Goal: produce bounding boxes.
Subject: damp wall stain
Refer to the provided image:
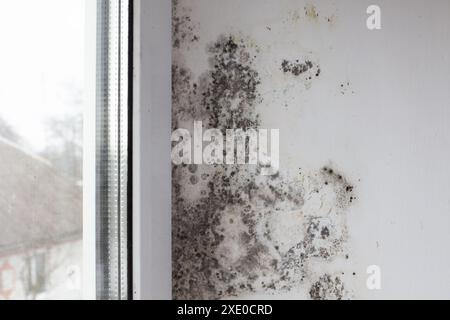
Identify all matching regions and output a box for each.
[172,0,200,50]
[304,4,320,22]
[172,0,358,300]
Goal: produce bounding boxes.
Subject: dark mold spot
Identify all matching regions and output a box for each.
[203,36,261,129]
[321,226,330,239]
[309,274,346,300]
[281,59,314,76]
[315,68,321,77]
[188,164,198,173]
[172,0,200,49]
[339,81,355,95]
[189,175,199,185]
[321,166,357,208]
[280,58,321,89]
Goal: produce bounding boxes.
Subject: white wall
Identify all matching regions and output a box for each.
[138,0,450,299]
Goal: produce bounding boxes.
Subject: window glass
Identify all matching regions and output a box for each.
[0,0,84,299]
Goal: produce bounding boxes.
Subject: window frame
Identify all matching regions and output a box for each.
[132,0,171,300]
[84,0,133,300]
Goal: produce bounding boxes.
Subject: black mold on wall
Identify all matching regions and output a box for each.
[172,0,357,300]
[280,58,321,90]
[172,0,200,50]
[309,274,345,300]
[282,59,315,76]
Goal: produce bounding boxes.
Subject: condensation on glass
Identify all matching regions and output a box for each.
[95,0,131,300]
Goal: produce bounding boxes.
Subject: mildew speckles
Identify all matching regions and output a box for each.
[280,58,321,88]
[339,81,355,95]
[172,34,267,299]
[284,5,336,27]
[281,59,314,76]
[189,174,199,185]
[309,274,347,300]
[325,14,337,26]
[173,149,357,299]
[172,35,262,130]
[320,166,356,208]
[172,0,200,50]
[304,4,319,22]
[202,36,262,129]
[172,15,357,301]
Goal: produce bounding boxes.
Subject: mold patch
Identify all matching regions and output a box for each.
[309,274,346,300]
[280,58,321,90]
[280,58,322,89]
[172,0,200,50]
[172,6,357,300]
[281,59,320,78]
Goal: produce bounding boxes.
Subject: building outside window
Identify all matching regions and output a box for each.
[0,0,130,300]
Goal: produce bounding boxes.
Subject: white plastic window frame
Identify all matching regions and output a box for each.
[132,0,171,300]
[84,0,132,300]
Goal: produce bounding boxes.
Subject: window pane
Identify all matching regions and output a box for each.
[95,0,131,300]
[0,0,84,299]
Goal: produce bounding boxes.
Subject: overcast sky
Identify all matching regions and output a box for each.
[0,0,85,151]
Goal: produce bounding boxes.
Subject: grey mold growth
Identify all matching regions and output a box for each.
[281,59,321,79]
[172,0,200,50]
[309,274,346,300]
[172,3,357,300]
